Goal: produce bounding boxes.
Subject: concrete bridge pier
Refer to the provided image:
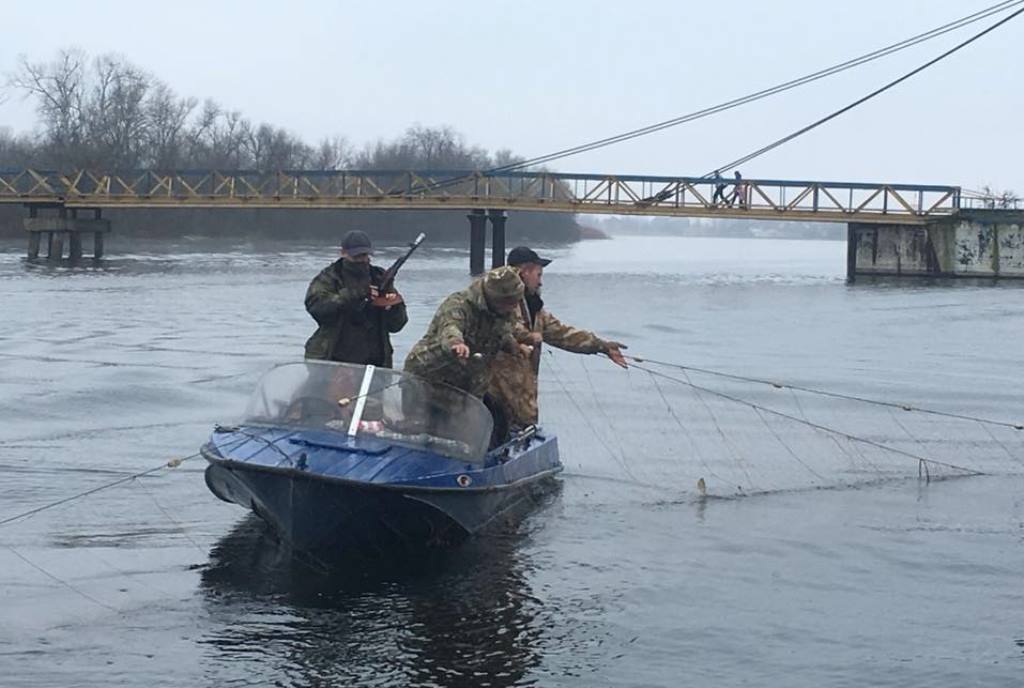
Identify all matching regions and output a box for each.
[25,205,111,262]
[489,209,507,268]
[468,209,487,275]
[847,209,1024,281]
[467,208,509,275]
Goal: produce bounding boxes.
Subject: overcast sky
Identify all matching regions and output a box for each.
[1,0,1021,193]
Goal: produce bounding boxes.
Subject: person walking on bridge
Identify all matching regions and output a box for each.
[303,230,408,367]
[712,170,728,206]
[489,246,628,431]
[728,171,747,208]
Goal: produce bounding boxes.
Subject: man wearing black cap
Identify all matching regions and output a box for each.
[303,230,408,367]
[491,246,628,430]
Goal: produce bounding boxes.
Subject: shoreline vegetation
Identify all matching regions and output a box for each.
[1,48,843,245]
[0,48,580,243]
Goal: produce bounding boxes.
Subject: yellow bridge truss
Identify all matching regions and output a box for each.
[0,169,962,225]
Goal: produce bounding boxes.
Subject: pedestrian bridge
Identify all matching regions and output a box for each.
[0,168,961,225]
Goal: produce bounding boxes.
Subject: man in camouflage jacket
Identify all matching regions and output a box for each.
[304,230,408,367]
[490,246,628,429]
[404,265,528,398]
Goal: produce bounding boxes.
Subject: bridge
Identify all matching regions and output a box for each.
[4,167,1020,279]
[0,168,961,222]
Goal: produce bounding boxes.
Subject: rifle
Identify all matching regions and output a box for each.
[368,232,425,305]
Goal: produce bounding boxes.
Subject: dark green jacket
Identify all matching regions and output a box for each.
[303,259,408,367]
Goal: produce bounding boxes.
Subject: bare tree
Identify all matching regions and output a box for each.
[186,104,250,169]
[10,49,88,166]
[5,49,539,183]
[402,124,463,167]
[144,82,196,169]
[313,135,350,170]
[84,54,151,168]
[492,148,524,169]
[0,126,35,167]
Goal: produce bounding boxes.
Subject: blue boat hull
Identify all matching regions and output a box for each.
[201,428,561,554]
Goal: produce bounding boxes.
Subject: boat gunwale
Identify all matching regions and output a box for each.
[200,444,563,495]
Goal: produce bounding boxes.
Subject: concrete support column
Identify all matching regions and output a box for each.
[69,232,83,261]
[49,232,64,261]
[468,209,487,275]
[26,206,40,259]
[68,209,82,261]
[846,224,858,283]
[488,209,507,268]
[93,209,104,259]
[25,207,111,261]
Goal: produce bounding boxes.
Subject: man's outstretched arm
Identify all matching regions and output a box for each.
[540,311,628,368]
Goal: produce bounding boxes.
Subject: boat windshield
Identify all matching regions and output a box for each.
[241,361,493,463]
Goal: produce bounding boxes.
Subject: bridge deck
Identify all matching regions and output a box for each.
[0,169,961,225]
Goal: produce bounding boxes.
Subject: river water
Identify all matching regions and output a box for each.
[1,235,1022,687]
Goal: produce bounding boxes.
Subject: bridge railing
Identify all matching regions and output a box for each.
[958,194,1021,211]
[0,168,961,221]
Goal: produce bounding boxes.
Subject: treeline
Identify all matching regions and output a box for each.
[0,48,523,172]
[0,49,579,242]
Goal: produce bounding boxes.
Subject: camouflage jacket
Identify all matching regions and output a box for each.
[403,278,519,397]
[303,259,408,367]
[489,293,610,427]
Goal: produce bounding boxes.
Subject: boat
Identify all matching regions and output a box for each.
[201,360,561,554]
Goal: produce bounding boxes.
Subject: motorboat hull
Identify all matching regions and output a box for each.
[202,429,561,554]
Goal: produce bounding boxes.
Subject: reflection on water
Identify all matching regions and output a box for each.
[199,516,542,688]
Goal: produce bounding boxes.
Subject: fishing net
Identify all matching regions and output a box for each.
[540,351,1024,497]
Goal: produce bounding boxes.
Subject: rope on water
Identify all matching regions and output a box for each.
[0,435,255,613]
[131,479,210,556]
[0,451,202,614]
[2,543,120,612]
[0,454,199,528]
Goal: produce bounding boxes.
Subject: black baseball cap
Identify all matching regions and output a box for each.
[341,230,373,256]
[506,246,552,267]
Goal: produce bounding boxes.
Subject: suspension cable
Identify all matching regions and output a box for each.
[708,5,1024,174]
[401,0,1023,196]
[511,1,1024,175]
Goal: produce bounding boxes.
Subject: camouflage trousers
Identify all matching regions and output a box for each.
[487,350,539,430]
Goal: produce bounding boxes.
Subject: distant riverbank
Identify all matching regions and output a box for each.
[0,206,582,244]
